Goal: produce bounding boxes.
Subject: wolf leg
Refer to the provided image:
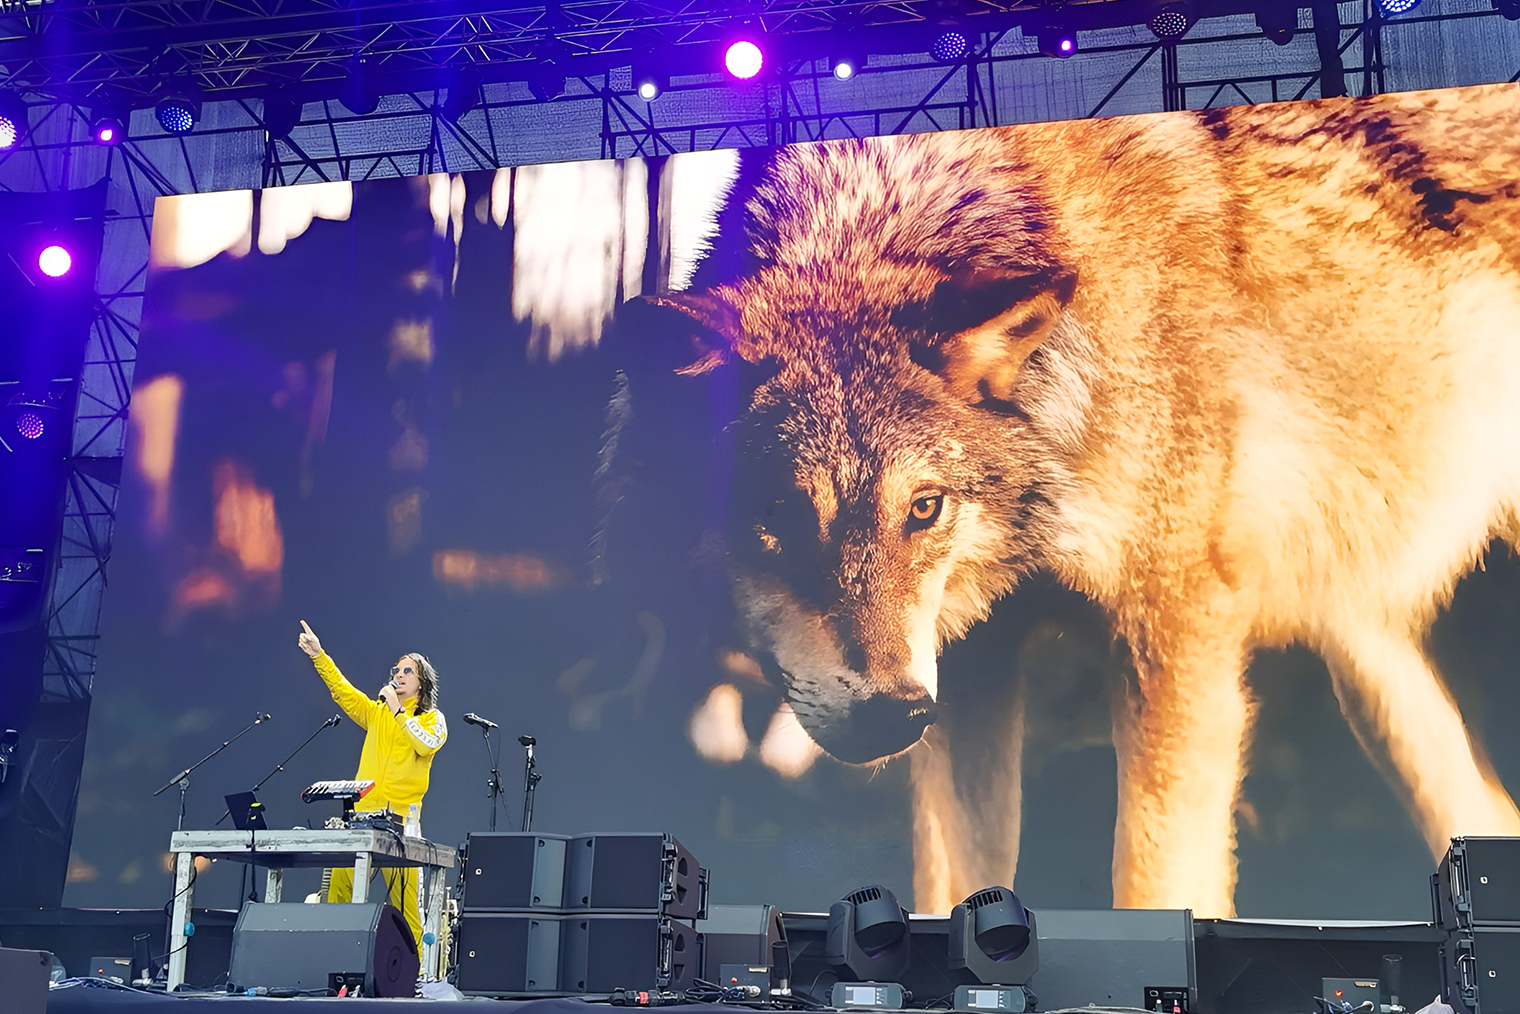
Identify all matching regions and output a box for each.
[1111,629,1253,918]
[910,699,1024,914]
[1321,625,1520,856]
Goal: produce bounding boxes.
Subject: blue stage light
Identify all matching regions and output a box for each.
[16,412,44,440]
[1378,0,1421,14]
[1148,4,1194,40]
[155,94,200,135]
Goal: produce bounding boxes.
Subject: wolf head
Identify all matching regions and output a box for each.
[633,134,1083,765]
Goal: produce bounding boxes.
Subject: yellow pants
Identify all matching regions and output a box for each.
[326,864,421,949]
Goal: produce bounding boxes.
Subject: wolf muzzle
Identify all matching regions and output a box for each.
[806,693,939,765]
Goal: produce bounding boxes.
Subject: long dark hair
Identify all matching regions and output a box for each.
[402,653,439,713]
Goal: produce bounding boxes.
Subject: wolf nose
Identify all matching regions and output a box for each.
[827,694,938,765]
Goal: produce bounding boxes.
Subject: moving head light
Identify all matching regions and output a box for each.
[826,884,911,982]
[948,887,1038,986]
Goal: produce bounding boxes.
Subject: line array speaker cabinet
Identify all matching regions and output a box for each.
[1438,838,1520,1014]
[1444,927,1520,1014]
[0,946,51,1014]
[229,902,418,998]
[566,833,710,919]
[462,832,568,910]
[561,913,703,993]
[457,913,563,994]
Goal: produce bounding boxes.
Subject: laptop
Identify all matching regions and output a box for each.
[224,791,268,831]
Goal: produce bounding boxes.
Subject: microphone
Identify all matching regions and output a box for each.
[463,713,499,730]
[323,714,341,729]
[255,713,272,722]
[518,735,536,747]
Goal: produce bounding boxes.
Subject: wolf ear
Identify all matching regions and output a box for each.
[627,290,744,376]
[907,267,1076,409]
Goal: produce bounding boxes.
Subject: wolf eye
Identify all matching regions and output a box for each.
[906,495,943,531]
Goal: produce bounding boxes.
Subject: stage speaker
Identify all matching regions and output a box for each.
[701,904,786,981]
[229,902,418,998]
[561,913,703,992]
[566,833,709,920]
[1028,909,1195,1011]
[456,913,563,995]
[0,946,51,1014]
[462,832,569,910]
[1444,925,1520,1014]
[1437,838,1520,929]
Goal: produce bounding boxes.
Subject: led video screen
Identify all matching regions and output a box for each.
[67,82,1520,920]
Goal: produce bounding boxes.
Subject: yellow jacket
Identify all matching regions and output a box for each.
[312,652,447,815]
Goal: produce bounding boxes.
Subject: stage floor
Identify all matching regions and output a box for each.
[46,984,674,1010]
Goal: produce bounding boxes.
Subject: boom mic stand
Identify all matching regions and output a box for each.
[519,735,541,832]
[479,722,504,832]
[214,714,341,826]
[153,712,272,831]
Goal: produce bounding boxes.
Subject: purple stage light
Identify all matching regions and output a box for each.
[931,30,971,63]
[16,412,44,440]
[91,113,125,146]
[39,245,72,278]
[725,40,764,79]
[1061,38,1074,52]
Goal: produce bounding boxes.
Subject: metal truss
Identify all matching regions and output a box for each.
[0,111,156,705]
[0,0,1065,106]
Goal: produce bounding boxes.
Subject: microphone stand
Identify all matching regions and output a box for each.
[214,714,341,826]
[519,736,541,833]
[481,725,504,832]
[153,712,271,831]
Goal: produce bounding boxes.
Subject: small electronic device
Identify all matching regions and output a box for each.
[953,985,1033,1012]
[224,791,267,831]
[1323,978,1380,1013]
[719,964,771,994]
[89,956,131,984]
[832,982,907,1009]
[1146,986,1192,1013]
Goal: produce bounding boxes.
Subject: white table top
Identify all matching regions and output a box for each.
[169,827,458,869]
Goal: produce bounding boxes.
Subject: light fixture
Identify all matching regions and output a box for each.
[340,60,380,115]
[1255,2,1297,43]
[632,54,668,101]
[724,39,765,80]
[1036,24,1079,58]
[1377,0,1420,14]
[155,91,201,135]
[0,93,29,150]
[88,108,126,146]
[829,35,866,80]
[1148,3,1194,40]
[931,28,972,63]
[826,885,912,982]
[262,95,302,139]
[947,887,1039,987]
[38,245,72,278]
[442,66,483,122]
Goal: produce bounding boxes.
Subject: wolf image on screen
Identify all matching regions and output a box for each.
[630,83,1520,917]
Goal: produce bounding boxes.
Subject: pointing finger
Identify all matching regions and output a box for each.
[300,620,315,635]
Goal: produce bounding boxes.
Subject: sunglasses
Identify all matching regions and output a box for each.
[390,665,416,676]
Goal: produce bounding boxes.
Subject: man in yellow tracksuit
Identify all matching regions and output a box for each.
[297,620,447,947]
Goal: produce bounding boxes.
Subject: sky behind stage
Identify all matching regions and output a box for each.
[66,84,1520,921]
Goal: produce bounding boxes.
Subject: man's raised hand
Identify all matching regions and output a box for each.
[298,619,323,658]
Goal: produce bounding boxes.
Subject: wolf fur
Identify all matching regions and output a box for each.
[639,84,1520,916]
